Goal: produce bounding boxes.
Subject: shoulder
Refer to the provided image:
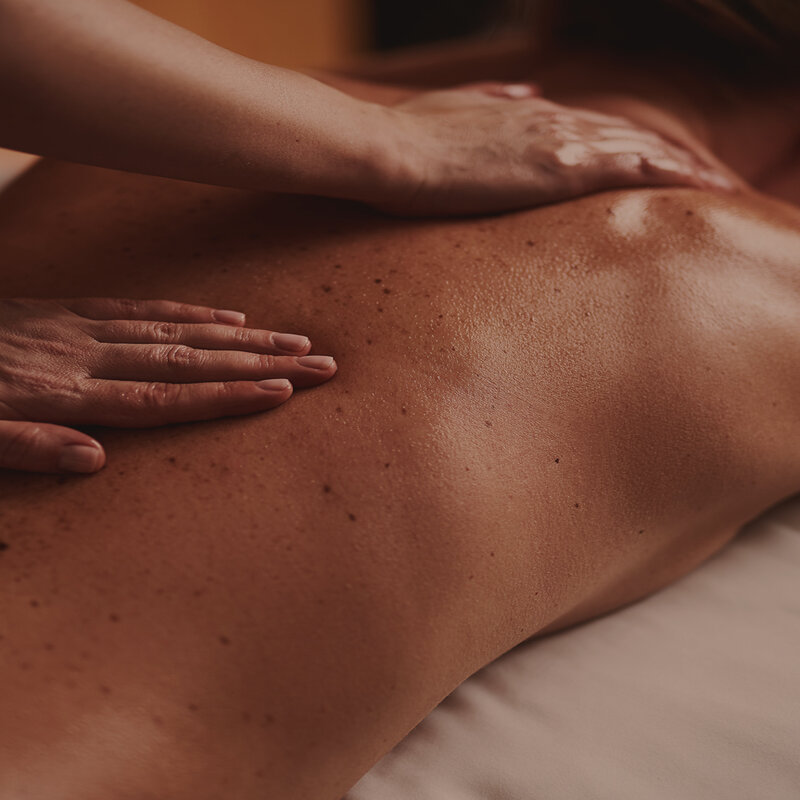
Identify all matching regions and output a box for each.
[583,186,800,301]
[516,186,800,511]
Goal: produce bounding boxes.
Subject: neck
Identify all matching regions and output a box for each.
[530,47,800,187]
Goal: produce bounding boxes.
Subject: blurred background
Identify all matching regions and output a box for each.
[132,0,511,68]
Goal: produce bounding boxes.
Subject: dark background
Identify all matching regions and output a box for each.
[371,0,506,50]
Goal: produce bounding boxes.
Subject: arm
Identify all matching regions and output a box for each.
[0,0,391,200]
[0,0,732,215]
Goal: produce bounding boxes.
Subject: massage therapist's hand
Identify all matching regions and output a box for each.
[0,298,336,474]
[373,83,738,216]
[0,3,740,222]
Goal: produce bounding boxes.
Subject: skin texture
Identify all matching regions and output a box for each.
[0,55,799,800]
[0,2,738,474]
[0,0,731,211]
[0,298,337,472]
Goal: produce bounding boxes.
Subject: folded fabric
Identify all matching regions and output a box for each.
[349,495,800,800]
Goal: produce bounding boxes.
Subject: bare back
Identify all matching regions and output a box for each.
[0,148,799,798]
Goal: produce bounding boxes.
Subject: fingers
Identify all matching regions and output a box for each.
[638,155,735,191]
[0,297,336,445]
[75,378,296,427]
[90,320,311,356]
[91,343,337,387]
[561,107,744,192]
[553,119,734,194]
[0,420,105,474]
[663,137,748,192]
[578,147,734,196]
[569,130,715,186]
[61,298,247,326]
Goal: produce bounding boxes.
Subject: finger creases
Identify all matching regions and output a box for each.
[91,343,336,386]
[61,297,242,324]
[80,379,295,427]
[89,320,311,356]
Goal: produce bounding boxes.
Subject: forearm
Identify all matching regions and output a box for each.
[0,2,730,216]
[0,0,396,199]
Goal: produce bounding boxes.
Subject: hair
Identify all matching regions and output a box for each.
[526,0,800,79]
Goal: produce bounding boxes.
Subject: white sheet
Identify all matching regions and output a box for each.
[348,496,800,800]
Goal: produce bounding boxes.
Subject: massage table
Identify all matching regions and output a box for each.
[348,496,800,799]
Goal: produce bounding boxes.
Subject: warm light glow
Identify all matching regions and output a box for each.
[131,0,370,67]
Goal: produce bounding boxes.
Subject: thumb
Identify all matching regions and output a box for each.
[0,420,106,474]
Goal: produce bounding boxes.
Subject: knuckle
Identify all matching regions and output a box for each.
[150,321,179,342]
[605,151,637,170]
[114,298,141,316]
[231,326,255,347]
[542,146,564,167]
[163,344,200,369]
[213,381,240,403]
[139,381,182,410]
[538,148,566,175]
[258,353,276,371]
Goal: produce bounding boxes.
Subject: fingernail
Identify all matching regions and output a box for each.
[502,84,535,99]
[271,332,310,353]
[257,378,291,393]
[58,443,103,473]
[212,309,246,325]
[297,355,334,370]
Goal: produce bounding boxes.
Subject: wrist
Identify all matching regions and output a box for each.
[338,103,426,209]
[312,99,422,208]
[224,67,423,208]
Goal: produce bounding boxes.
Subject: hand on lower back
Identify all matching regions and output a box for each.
[0,298,336,474]
[376,83,741,216]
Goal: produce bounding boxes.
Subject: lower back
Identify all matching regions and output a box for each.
[0,162,798,798]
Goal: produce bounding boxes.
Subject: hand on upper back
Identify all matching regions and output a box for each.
[0,297,337,474]
[375,83,742,216]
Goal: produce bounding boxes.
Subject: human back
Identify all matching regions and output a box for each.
[1,133,799,797]
[2,0,800,794]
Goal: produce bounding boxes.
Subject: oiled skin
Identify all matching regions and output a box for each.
[0,84,799,799]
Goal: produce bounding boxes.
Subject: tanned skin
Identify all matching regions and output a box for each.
[0,47,798,800]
